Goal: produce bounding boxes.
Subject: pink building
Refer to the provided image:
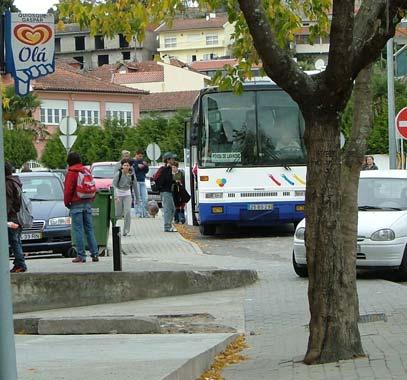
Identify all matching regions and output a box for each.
[31,60,147,156]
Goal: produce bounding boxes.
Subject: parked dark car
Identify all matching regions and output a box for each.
[17,172,72,257]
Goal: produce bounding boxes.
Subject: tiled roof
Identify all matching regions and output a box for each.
[32,65,148,95]
[156,15,228,32]
[191,58,261,71]
[191,58,238,71]
[140,90,199,112]
[113,71,164,84]
[56,23,157,34]
[87,62,165,82]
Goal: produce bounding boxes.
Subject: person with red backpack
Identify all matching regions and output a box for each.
[64,152,99,263]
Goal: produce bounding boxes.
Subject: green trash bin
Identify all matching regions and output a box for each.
[69,188,114,257]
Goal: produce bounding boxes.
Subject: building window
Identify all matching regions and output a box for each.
[73,56,84,69]
[206,35,218,46]
[295,35,308,44]
[95,35,104,50]
[203,53,217,60]
[74,110,99,125]
[188,34,201,43]
[106,110,132,126]
[41,107,68,125]
[55,38,61,53]
[191,55,197,62]
[97,55,109,66]
[75,36,85,51]
[122,51,131,60]
[119,34,129,48]
[164,37,177,48]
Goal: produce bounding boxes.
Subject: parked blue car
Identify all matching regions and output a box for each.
[17,172,72,257]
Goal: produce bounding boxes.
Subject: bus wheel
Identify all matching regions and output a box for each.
[199,224,216,236]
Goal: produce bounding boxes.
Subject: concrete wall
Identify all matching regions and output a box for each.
[11,270,258,313]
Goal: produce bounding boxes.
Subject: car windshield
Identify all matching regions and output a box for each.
[91,165,116,178]
[19,176,64,201]
[358,178,407,210]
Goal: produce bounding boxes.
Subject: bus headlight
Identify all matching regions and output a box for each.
[211,206,224,214]
[206,192,223,199]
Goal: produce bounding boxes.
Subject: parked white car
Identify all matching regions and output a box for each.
[293,170,407,277]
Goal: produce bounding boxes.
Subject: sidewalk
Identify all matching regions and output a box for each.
[13,213,255,380]
[16,213,407,379]
[222,264,407,379]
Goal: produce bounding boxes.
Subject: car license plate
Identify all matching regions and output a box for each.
[248,203,274,211]
[21,232,42,241]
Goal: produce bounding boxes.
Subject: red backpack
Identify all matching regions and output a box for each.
[76,168,97,199]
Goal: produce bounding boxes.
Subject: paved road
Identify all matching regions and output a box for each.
[181,224,407,380]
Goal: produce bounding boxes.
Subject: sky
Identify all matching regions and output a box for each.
[14,0,57,13]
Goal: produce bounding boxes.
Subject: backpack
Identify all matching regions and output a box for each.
[150,166,165,192]
[16,186,33,229]
[76,168,97,199]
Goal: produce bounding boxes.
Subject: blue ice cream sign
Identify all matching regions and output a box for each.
[5,12,55,96]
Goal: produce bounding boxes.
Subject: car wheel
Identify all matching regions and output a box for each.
[65,247,77,258]
[199,224,216,236]
[398,245,407,280]
[292,251,308,277]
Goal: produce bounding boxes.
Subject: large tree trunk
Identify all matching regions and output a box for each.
[303,112,364,364]
[303,65,373,364]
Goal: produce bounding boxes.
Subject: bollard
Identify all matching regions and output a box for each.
[112,225,122,271]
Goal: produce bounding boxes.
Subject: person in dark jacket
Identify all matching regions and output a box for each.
[133,149,149,217]
[64,152,99,263]
[172,161,186,224]
[361,155,379,170]
[157,152,176,232]
[6,162,26,272]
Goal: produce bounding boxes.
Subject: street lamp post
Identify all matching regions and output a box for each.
[387,38,398,169]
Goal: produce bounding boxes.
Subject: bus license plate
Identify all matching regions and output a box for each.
[21,232,42,241]
[248,204,274,211]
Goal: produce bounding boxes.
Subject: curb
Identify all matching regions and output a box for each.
[162,333,238,380]
[14,316,161,335]
[12,270,258,313]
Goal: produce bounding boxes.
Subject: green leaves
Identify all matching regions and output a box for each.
[4,129,37,168]
[41,133,67,169]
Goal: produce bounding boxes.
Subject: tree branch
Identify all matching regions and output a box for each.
[352,0,404,77]
[325,0,355,88]
[237,0,314,104]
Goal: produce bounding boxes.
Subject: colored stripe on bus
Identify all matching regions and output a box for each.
[282,174,295,186]
[268,174,281,186]
[292,173,306,185]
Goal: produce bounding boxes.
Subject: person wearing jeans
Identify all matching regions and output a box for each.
[157,152,176,232]
[5,162,27,273]
[64,152,99,263]
[133,150,149,217]
[113,159,140,236]
[70,202,99,261]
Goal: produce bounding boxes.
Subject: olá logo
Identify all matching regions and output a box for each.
[216,178,227,187]
[14,24,53,46]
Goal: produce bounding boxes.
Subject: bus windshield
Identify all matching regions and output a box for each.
[199,89,306,167]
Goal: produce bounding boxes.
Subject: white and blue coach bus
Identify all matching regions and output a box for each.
[184,80,306,235]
